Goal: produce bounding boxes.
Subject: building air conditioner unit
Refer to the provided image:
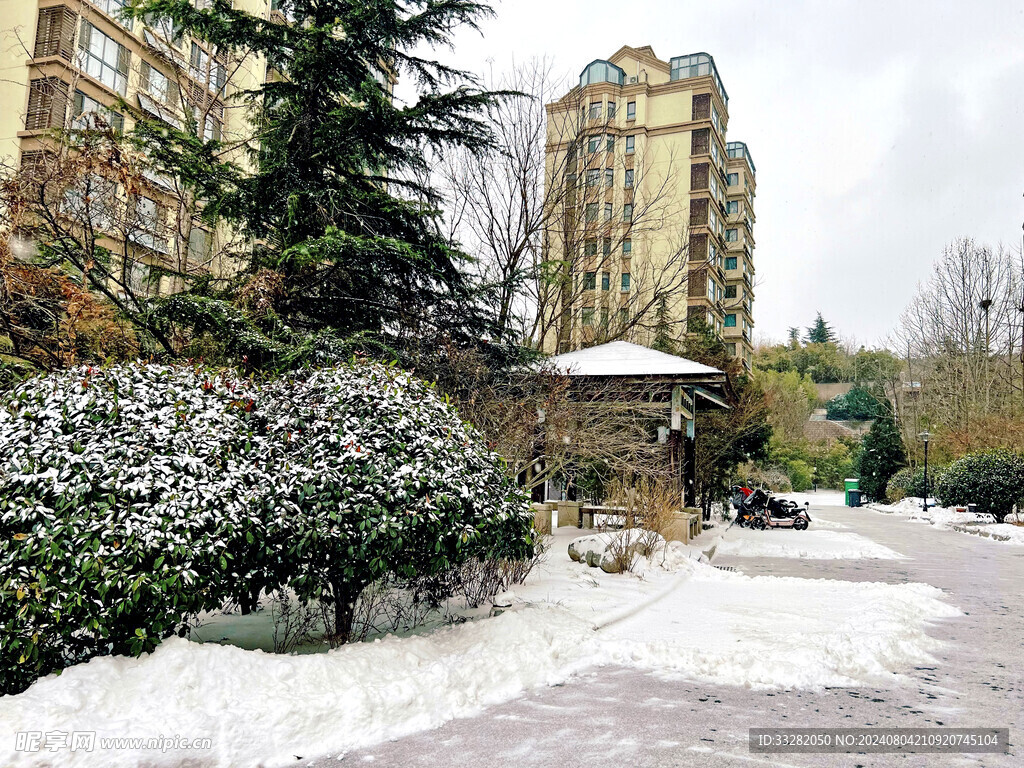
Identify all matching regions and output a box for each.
[628,76,638,84]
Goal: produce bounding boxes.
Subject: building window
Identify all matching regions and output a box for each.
[140,62,177,106]
[605,168,614,187]
[621,273,631,291]
[93,0,126,21]
[607,101,616,119]
[625,135,635,154]
[622,238,632,254]
[584,239,598,256]
[586,168,600,187]
[585,203,598,223]
[589,102,602,120]
[581,307,595,326]
[727,172,738,186]
[726,200,738,214]
[618,307,628,324]
[77,21,129,95]
[725,256,737,270]
[726,342,736,356]
[604,202,613,221]
[606,135,615,152]
[725,285,737,299]
[725,228,738,242]
[624,169,634,188]
[587,135,601,154]
[72,90,123,132]
[601,272,610,291]
[623,203,632,222]
[724,313,737,328]
[602,238,611,256]
[188,227,212,261]
[583,272,596,290]
[191,42,226,93]
[626,101,635,120]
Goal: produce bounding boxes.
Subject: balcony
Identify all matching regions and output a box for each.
[726,141,756,175]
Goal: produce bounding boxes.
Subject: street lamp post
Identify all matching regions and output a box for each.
[918,431,931,512]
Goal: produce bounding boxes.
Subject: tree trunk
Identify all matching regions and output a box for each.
[330,578,363,644]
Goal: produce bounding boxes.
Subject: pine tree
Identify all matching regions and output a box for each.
[858,411,906,501]
[786,327,801,348]
[126,0,504,356]
[806,312,837,344]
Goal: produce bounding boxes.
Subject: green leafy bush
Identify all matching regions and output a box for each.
[935,450,1024,523]
[1,362,532,694]
[886,465,946,502]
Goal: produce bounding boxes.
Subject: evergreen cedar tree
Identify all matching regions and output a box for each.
[124,0,513,365]
[858,410,907,502]
[806,312,837,344]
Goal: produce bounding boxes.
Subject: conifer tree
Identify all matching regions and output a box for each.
[806,312,837,344]
[858,410,906,501]
[126,0,505,355]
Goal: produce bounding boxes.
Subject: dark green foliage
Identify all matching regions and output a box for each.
[826,386,882,421]
[806,312,836,344]
[125,0,504,351]
[936,450,1024,523]
[886,465,947,502]
[858,411,907,501]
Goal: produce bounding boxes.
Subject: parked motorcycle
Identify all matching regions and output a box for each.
[752,501,812,531]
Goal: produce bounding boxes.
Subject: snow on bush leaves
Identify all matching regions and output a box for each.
[0,362,532,695]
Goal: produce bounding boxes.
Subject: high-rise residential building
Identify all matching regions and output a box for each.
[723,141,756,368]
[541,45,756,367]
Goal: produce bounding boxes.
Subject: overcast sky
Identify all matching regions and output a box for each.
[420,0,1024,347]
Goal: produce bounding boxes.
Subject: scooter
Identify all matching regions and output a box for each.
[751,501,812,531]
[734,487,768,528]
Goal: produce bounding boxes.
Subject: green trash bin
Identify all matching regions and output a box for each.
[844,478,859,507]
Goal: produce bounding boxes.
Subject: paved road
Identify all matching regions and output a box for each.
[305,505,1022,768]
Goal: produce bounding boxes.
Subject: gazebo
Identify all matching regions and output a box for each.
[545,340,731,507]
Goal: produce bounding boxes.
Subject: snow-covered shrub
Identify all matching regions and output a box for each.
[256,364,534,640]
[936,450,1024,523]
[0,364,267,695]
[1,361,533,694]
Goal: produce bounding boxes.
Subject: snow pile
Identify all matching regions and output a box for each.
[866,498,1024,545]
[715,528,904,559]
[949,523,1024,545]
[0,606,598,768]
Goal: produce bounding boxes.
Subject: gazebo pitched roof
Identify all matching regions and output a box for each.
[548,341,723,378]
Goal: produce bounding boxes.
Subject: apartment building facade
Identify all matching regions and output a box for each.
[541,45,756,367]
[0,0,274,292]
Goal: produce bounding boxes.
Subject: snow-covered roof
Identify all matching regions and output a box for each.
[547,341,724,378]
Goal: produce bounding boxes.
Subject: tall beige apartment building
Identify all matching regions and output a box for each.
[541,45,756,368]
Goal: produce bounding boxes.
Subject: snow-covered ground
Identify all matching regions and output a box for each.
[866,497,1024,545]
[714,527,903,559]
[0,525,959,768]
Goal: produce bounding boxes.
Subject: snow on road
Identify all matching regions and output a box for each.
[866,497,1024,545]
[0,525,958,768]
[715,527,904,560]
